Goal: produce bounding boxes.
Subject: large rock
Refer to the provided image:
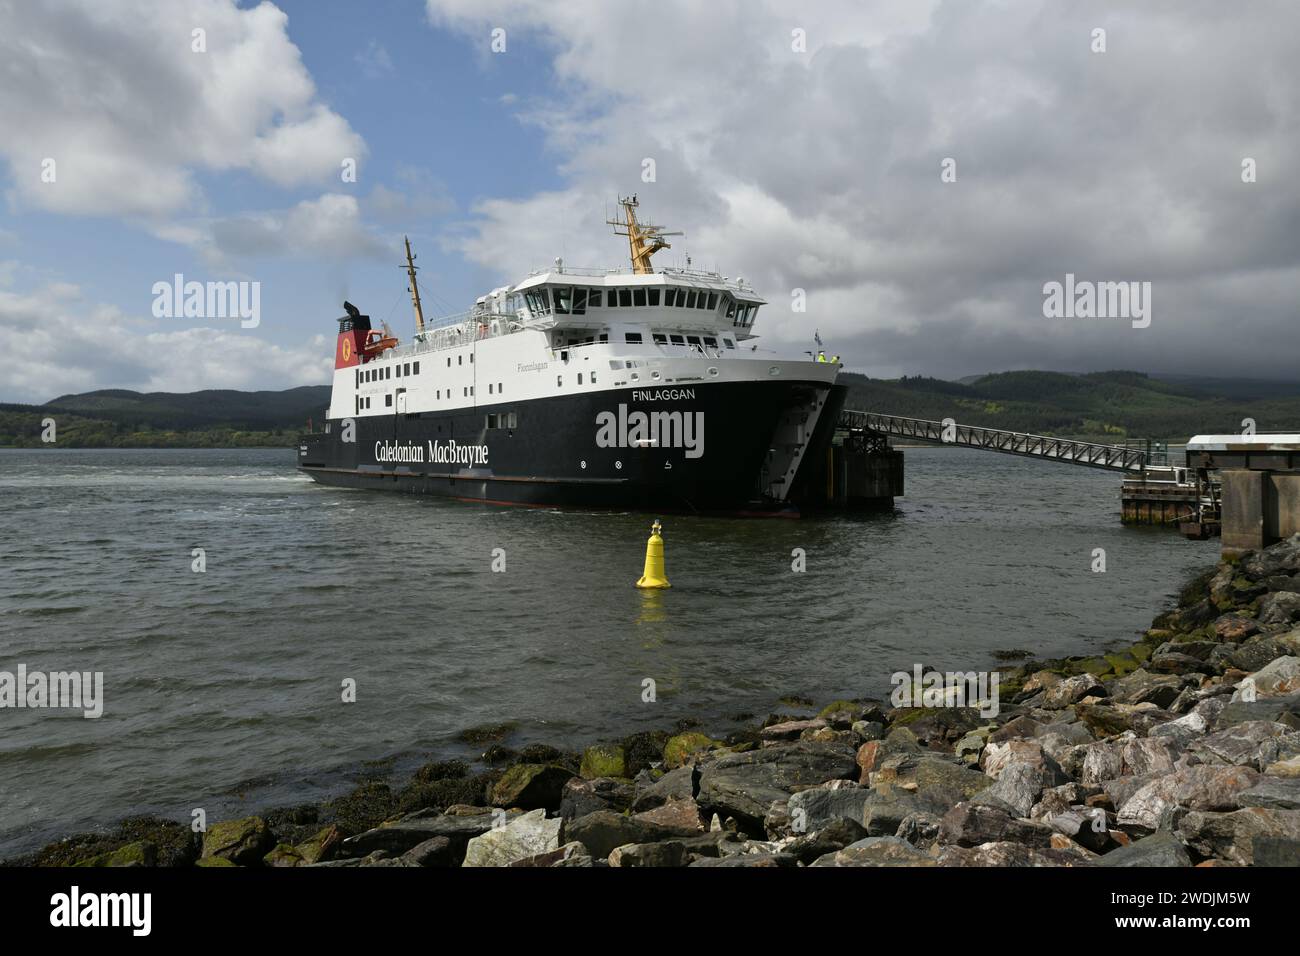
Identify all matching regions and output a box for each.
[1043,674,1106,709]
[1236,777,1300,810]
[1245,656,1300,697]
[786,784,873,834]
[607,841,688,867]
[559,776,634,820]
[634,797,705,832]
[579,744,627,780]
[971,762,1052,818]
[937,803,1055,848]
[1189,721,1298,769]
[1256,593,1300,630]
[340,811,502,860]
[490,764,575,811]
[1178,807,1300,864]
[696,741,857,826]
[1109,670,1188,708]
[1093,830,1191,867]
[462,808,561,867]
[1117,765,1262,830]
[1214,692,1300,730]
[873,753,992,800]
[663,732,721,769]
[201,816,274,866]
[809,836,935,867]
[761,718,827,742]
[565,809,690,858]
[937,841,1082,867]
[631,765,697,812]
[861,788,959,837]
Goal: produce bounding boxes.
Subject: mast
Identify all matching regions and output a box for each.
[607,195,682,275]
[403,235,426,334]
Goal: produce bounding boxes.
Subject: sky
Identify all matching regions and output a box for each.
[0,0,1296,404]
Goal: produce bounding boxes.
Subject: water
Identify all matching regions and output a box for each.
[0,446,1216,857]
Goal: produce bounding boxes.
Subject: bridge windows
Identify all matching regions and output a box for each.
[652,333,667,345]
[625,332,643,344]
[633,288,647,307]
[669,334,685,345]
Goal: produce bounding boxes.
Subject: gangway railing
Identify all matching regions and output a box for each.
[838,410,1157,473]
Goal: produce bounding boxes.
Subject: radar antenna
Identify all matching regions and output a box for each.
[607,195,683,275]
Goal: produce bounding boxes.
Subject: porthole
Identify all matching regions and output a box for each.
[768,366,781,376]
[708,367,719,377]
[615,460,622,470]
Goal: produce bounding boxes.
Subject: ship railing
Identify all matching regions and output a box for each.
[390,311,524,358]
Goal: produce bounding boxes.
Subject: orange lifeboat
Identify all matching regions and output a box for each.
[361,329,398,356]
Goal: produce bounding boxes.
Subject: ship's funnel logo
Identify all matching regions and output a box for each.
[595,405,704,459]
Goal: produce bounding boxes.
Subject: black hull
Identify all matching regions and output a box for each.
[298,380,848,513]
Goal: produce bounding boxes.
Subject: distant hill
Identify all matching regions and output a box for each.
[3,372,1299,448]
[840,370,1300,440]
[0,386,330,448]
[41,386,331,430]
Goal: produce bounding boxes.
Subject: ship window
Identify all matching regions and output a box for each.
[648,289,660,306]
[437,390,440,399]
[665,289,676,307]
[572,288,587,314]
[618,288,631,307]
[355,370,359,387]
[633,288,646,307]
[355,396,359,413]
[599,333,608,342]
[487,414,498,428]
[386,367,392,379]
[539,288,550,313]
[489,383,494,394]
[577,373,583,385]
[498,383,503,393]
[385,394,392,407]
[508,412,518,428]
[587,289,601,307]
[704,336,718,347]
[652,333,667,344]
[557,375,562,387]
[470,386,474,395]
[413,361,419,374]
[707,293,717,309]
[724,338,735,348]
[697,293,709,309]
[725,296,736,318]
[458,355,463,365]
[404,363,411,375]
[625,332,643,344]
[470,353,474,363]
[396,366,402,378]
[591,373,597,384]
[670,334,685,345]
[554,286,572,314]
[686,290,697,308]
[687,335,702,346]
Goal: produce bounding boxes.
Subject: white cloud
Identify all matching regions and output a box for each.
[0,0,365,219]
[0,282,331,404]
[426,0,1300,379]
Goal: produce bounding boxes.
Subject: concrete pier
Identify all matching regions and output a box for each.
[794,429,903,510]
[1186,435,1300,554]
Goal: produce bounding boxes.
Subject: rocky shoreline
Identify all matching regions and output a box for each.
[14,536,1300,868]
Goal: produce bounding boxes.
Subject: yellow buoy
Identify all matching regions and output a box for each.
[635,518,671,589]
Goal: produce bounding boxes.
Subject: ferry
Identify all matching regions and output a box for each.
[298,197,847,511]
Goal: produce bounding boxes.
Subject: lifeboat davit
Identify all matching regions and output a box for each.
[361,329,398,356]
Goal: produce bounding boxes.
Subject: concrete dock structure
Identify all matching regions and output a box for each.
[1185,435,1300,553]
